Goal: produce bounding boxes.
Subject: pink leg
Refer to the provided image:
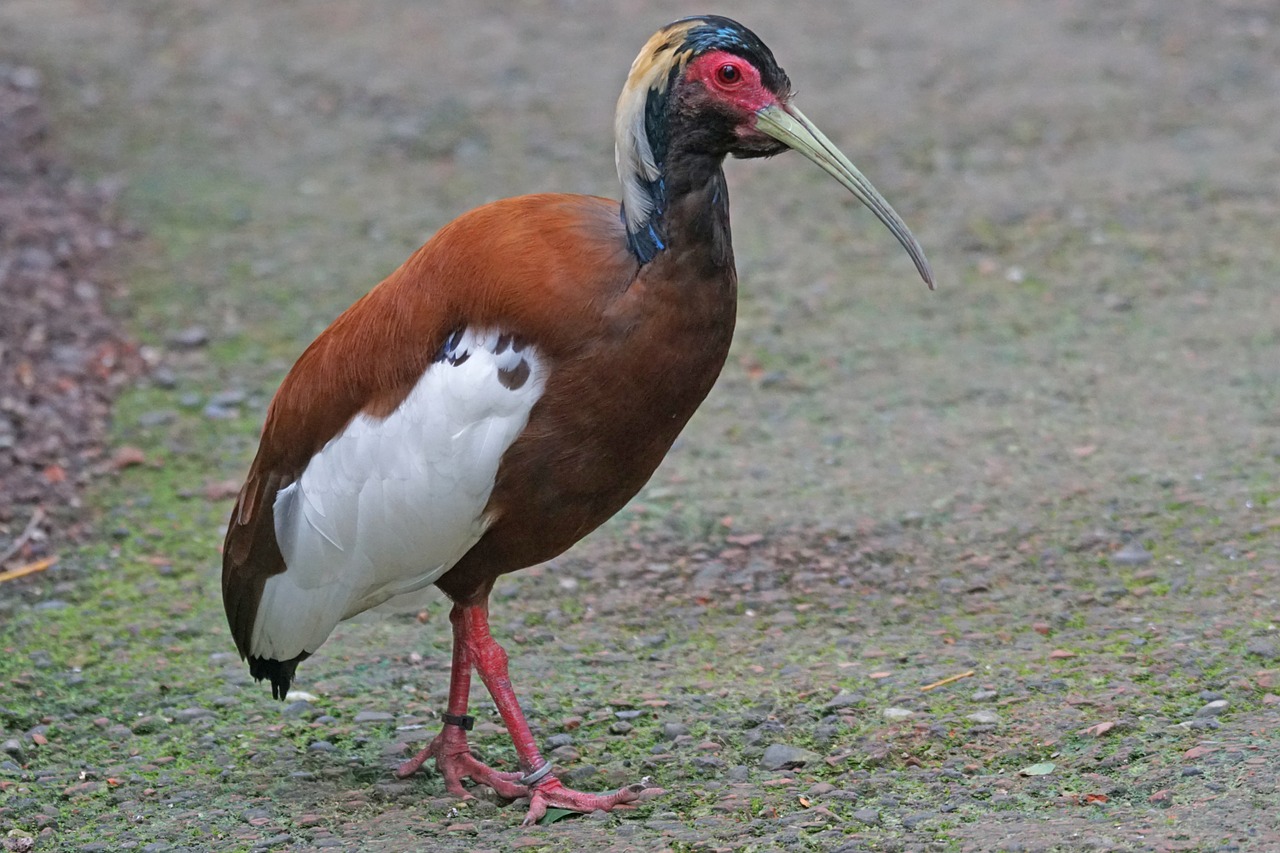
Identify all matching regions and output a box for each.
[457,599,664,826]
[394,605,526,799]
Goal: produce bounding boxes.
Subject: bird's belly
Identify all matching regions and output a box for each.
[442,309,736,589]
[249,328,545,661]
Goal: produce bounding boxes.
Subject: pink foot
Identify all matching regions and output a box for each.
[521,775,665,826]
[394,727,527,800]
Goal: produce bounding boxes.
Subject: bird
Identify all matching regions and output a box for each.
[222,14,933,825]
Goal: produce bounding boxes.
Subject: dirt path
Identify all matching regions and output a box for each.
[1,1,1277,851]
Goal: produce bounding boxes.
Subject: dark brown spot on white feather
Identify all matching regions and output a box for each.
[497,358,531,390]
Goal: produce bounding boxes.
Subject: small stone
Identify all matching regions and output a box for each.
[208,388,247,407]
[203,403,237,420]
[137,410,177,428]
[545,733,574,749]
[150,367,179,389]
[10,66,42,90]
[281,701,314,718]
[609,721,633,735]
[614,709,643,720]
[353,710,394,724]
[883,707,915,721]
[173,707,213,724]
[130,716,166,735]
[2,738,27,764]
[168,326,209,349]
[307,740,337,753]
[971,689,999,702]
[1244,638,1280,662]
[852,808,881,825]
[727,765,749,782]
[966,710,999,725]
[1111,542,1152,566]
[824,691,863,710]
[760,743,820,771]
[1195,700,1228,717]
[902,812,938,830]
[661,722,689,740]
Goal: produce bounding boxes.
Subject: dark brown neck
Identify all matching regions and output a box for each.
[624,148,733,274]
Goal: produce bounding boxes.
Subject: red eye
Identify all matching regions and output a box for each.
[715,63,743,87]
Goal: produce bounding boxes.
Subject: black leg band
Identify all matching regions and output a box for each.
[442,713,475,731]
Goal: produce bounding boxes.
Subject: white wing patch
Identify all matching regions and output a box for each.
[250,328,545,662]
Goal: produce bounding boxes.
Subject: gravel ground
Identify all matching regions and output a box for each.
[1,1,1278,851]
[0,65,139,551]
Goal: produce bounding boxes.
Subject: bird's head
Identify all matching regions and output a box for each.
[616,16,933,287]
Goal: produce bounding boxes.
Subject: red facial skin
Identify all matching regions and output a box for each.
[683,49,785,144]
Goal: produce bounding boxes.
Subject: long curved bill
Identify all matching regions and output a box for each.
[756,103,934,289]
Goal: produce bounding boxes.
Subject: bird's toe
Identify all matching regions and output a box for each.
[520,776,664,826]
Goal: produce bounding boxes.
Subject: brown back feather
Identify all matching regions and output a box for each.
[220,194,635,658]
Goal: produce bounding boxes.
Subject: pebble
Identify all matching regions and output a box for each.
[902,812,938,830]
[824,691,863,709]
[2,738,26,765]
[168,326,209,349]
[609,721,633,735]
[661,722,689,740]
[759,743,820,770]
[883,707,915,721]
[1111,542,1152,566]
[282,701,314,718]
[173,708,213,724]
[966,710,1000,725]
[130,716,166,735]
[1244,638,1279,661]
[352,710,394,724]
[545,733,574,749]
[10,66,42,90]
[203,403,238,420]
[852,808,881,826]
[209,388,248,407]
[33,600,69,612]
[137,410,177,428]
[1195,700,1228,717]
[307,741,337,753]
[971,689,999,702]
[150,367,179,389]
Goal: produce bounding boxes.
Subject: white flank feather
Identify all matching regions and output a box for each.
[250,329,545,662]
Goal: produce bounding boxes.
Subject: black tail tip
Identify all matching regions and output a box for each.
[248,654,308,701]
